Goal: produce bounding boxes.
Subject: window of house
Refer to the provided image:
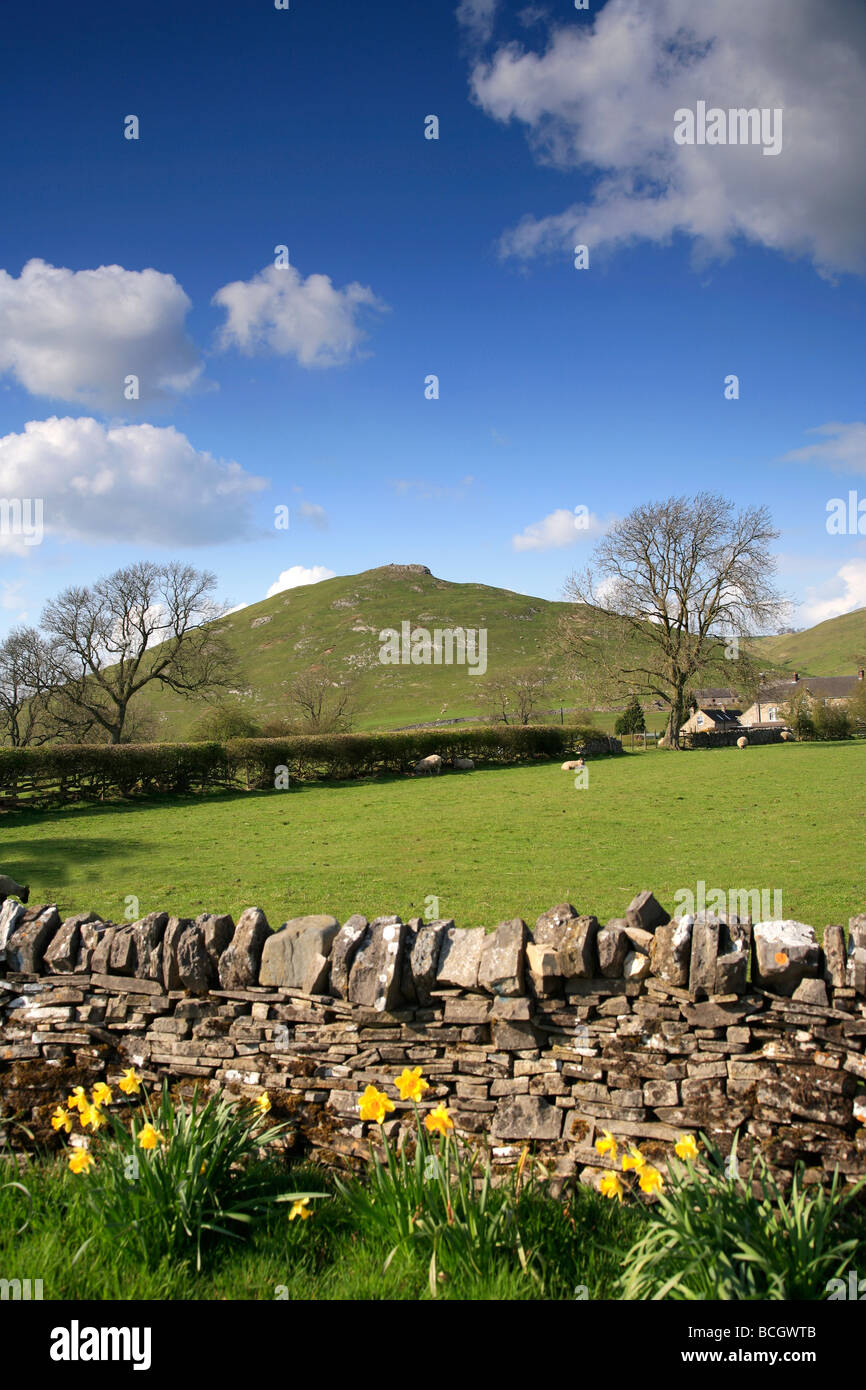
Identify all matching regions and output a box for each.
[696,714,703,726]
[768,707,777,721]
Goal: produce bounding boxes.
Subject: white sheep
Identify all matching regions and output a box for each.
[0,875,29,905]
[413,754,444,776]
[736,736,748,749]
[561,759,586,772]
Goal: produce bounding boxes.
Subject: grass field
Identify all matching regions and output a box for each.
[2,740,864,931]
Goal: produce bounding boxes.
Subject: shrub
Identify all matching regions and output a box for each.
[812,704,852,741]
[617,1133,864,1300]
[335,1077,544,1296]
[58,1074,323,1271]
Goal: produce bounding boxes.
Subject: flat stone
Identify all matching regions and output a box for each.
[108,925,137,976]
[330,914,369,998]
[478,918,527,997]
[348,917,406,1011]
[626,890,670,932]
[444,997,492,1024]
[650,916,693,988]
[435,926,485,992]
[492,1095,563,1140]
[491,996,532,1021]
[792,977,829,1007]
[408,919,451,1005]
[624,926,654,954]
[689,919,720,999]
[177,925,215,994]
[823,924,846,990]
[597,925,630,978]
[43,912,102,974]
[195,913,235,975]
[73,921,109,972]
[259,914,340,989]
[491,1018,542,1050]
[558,916,599,978]
[534,904,578,940]
[623,950,651,981]
[219,908,272,989]
[753,920,821,996]
[715,950,747,994]
[3,905,61,973]
[0,900,27,965]
[132,912,168,981]
[162,917,194,991]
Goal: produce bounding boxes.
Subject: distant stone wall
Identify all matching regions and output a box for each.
[2,894,866,1189]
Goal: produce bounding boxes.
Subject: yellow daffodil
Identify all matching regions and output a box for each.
[358,1085,395,1125]
[289,1197,312,1221]
[80,1103,106,1132]
[394,1067,431,1103]
[92,1082,112,1107]
[622,1145,646,1173]
[639,1166,663,1196]
[66,1086,87,1113]
[137,1122,165,1150]
[51,1106,73,1134]
[255,1092,271,1115]
[69,1149,95,1175]
[675,1133,700,1162]
[595,1130,617,1161]
[117,1067,142,1095]
[600,1171,624,1203]
[424,1103,454,1137]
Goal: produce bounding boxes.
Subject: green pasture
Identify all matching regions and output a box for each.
[1,740,863,931]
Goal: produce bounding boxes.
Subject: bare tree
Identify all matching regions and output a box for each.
[0,628,51,746]
[485,670,550,725]
[561,494,788,748]
[289,668,356,733]
[39,561,237,744]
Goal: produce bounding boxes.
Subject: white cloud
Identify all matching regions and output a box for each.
[469,0,866,276]
[781,422,866,474]
[0,259,203,408]
[266,565,336,597]
[512,506,606,551]
[298,502,328,530]
[800,560,866,625]
[0,417,268,547]
[457,0,499,44]
[213,262,388,367]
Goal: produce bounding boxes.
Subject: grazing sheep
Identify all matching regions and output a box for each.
[736,736,748,749]
[452,757,475,770]
[780,730,794,742]
[0,875,29,906]
[413,754,444,776]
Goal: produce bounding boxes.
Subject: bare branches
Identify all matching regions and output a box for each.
[560,493,788,747]
[33,562,237,744]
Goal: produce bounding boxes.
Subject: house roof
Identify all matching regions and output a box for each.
[752,675,860,702]
[693,688,739,704]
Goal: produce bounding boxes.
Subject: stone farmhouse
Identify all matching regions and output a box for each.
[682,669,864,736]
[739,670,864,728]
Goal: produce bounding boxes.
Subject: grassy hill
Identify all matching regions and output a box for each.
[121,564,866,738]
[139,563,594,737]
[751,608,866,677]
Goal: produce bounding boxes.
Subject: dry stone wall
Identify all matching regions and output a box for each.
[2,893,866,1189]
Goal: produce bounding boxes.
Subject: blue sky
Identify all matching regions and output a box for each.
[1,0,865,636]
